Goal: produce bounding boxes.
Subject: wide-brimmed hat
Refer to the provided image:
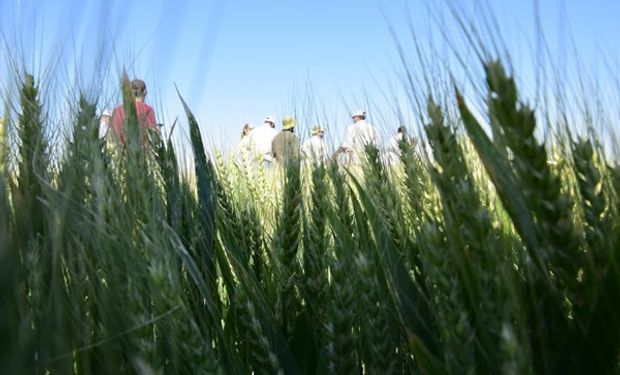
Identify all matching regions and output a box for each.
[311,126,324,135]
[282,116,297,130]
[101,109,112,117]
[264,116,275,124]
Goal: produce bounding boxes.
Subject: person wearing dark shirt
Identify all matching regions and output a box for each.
[272,116,300,165]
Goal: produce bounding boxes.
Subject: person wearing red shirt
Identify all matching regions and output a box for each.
[110,79,158,145]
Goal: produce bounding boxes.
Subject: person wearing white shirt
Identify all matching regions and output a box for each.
[238,123,254,154]
[99,109,112,139]
[338,110,379,164]
[302,126,328,163]
[385,126,407,165]
[249,116,278,165]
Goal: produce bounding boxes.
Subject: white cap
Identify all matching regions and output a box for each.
[352,110,366,118]
[264,116,275,124]
[102,109,112,117]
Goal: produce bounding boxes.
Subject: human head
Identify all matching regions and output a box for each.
[311,126,324,138]
[397,126,407,136]
[351,110,366,123]
[241,123,254,138]
[264,116,275,128]
[282,116,297,131]
[100,109,112,124]
[131,79,148,100]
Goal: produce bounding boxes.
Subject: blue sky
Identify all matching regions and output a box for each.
[1,0,619,152]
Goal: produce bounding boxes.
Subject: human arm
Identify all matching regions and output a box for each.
[145,106,158,132]
[109,107,126,145]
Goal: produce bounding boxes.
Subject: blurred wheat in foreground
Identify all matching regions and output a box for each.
[0,61,618,375]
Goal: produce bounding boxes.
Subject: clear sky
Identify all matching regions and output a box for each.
[1,0,619,153]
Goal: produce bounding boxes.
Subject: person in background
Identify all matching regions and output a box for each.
[99,109,112,139]
[249,116,278,167]
[238,123,254,155]
[302,126,328,163]
[110,79,158,146]
[272,116,300,165]
[385,126,408,165]
[337,110,379,165]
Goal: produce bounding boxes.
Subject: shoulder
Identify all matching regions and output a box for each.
[137,102,154,112]
[111,105,124,121]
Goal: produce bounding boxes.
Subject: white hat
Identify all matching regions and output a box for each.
[102,109,112,117]
[351,110,366,118]
[264,116,275,124]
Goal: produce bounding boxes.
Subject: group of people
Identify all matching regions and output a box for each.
[98,78,412,165]
[238,110,412,167]
[238,116,328,165]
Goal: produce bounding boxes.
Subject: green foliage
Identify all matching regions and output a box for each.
[15,73,48,241]
[273,159,303,340]
[458,63,620,374]
[1,61,619,375]
[301,162,329,331]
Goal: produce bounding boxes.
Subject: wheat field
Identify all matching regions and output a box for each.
[0,57,618,375]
